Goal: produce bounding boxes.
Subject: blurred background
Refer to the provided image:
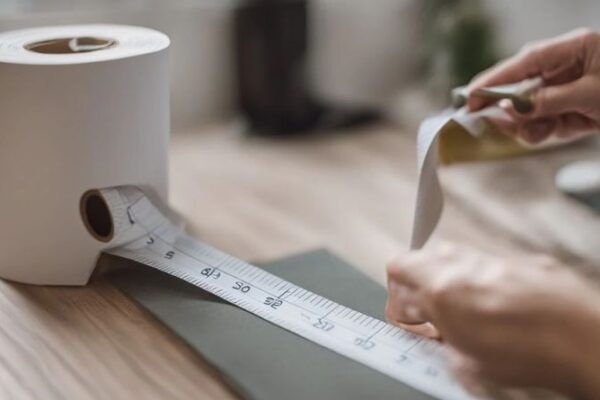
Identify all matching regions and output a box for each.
[2,0,600,134]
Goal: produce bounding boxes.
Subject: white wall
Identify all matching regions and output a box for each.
[309,0,422,108]
[483,0,600,55]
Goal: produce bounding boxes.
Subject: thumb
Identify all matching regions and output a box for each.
[530,75,600,118]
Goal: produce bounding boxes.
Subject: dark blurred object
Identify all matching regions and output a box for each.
[234,0,378,136]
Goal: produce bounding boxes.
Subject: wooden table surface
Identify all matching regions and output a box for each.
[1,122,599,399]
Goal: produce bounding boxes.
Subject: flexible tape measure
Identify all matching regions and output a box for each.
[80,186,473,400]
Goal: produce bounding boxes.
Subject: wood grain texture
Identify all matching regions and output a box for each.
[1,122,598,399]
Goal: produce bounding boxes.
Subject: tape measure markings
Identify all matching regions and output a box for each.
[128,227,411,353]
[94,188,473,400]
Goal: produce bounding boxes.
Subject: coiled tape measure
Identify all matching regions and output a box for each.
[80,186,473,400]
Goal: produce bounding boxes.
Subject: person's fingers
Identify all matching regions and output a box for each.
[518,118,556,144]
[386,255,430,292]
[467,28,596,111]
[446,348,547,396]
[513,113,598,143]
[394,322,441,339]
[467,56,540,111]
[555,112,599,138]
[445,349,491,396]
[528,75,600,118]
[385,279,440,338]
[495,82,600,142]
[471,28,589,88]
[386,244,464,336]
[386,243,457,290]
[485,102,519,138]
[385,280,427,324]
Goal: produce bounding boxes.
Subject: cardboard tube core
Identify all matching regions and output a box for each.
[80,190,114,242]
[25,36,116,54]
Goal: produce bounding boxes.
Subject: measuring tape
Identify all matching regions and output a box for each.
[80,186,474,400]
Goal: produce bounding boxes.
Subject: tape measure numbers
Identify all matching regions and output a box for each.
[80,186,473,400]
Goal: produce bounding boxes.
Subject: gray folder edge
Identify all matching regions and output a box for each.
[103,249,437,400]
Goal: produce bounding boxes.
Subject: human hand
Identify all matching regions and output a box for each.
[385,243,600,398]
[467,28,600,143]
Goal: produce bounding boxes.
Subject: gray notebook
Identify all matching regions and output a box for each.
[105,249,437,400]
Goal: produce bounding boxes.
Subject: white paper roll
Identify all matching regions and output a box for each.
[0,25,170,285]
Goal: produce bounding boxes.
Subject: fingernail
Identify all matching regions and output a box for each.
[498,98,512,110]
[418,323,441,340]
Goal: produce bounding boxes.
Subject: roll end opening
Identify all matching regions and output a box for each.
[25,36,117,54]
[80,190,113,242]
